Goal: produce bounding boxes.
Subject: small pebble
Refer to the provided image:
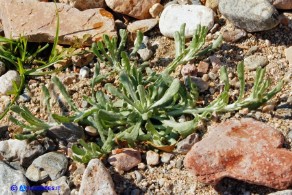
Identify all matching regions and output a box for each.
[137,48,153,61]
[149,3,164,18]
[244,55,269,70]
[202,74,209,82]
[262,104,275,113]
[138,163,146,170]
[146,151,160,166]
[79,66,90,78]
[84,126,98,136]
[176,159,183,169]
[134,170,143,183]
[208,72,218,80]
[161,153,174,164]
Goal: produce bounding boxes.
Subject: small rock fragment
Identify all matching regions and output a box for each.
[185,77,209,92]
[127,19,158,33]
[244,55,269,70]
[79,159,116,195]
[222,28,246,43]
[209,55,222,72]
[181,63,197,77]
[205,0,218,11]
[137,48,153,61]
[161,153,174,163]
[149,3,164,17]
[159,5,214,38]
[72,51,95,67]
[146,151,160,166]
[26,152,68,182]
[176,133,199,154]
[197,61,209,75]
[84,126,98,136]
[79,66,90,78]
[262,104,275,113]
[134,170,143,183]
[108,148,141,172]
[0,70,21,95]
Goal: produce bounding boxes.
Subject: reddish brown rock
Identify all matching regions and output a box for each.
[108,148,141,172]
[273,0,292,10]
[59,0,106,10]
[197,61,209,76]
[105,0,160,19]
[184,118,292,190]
[0,0,116,46]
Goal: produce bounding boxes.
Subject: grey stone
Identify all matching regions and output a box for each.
[0,161,31,195]
[185,76,209,92]
[244,55,269,70]
[219,0,280,32]
[161,153,174,163]
[0,139,45,168]
[79,67,90,78]
[0,0,116,46]
[134,170,143,183]
[0,70,21,95]
[79,159,116,195]
[176,133,199,154]
[47,123,84,143]
[137,47,153,61]
[25,152,68,182]
[17,88,31,103]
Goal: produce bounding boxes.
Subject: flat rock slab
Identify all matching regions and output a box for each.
[0,0,116,46]
[184,118,292,190]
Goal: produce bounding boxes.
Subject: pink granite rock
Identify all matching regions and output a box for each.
[184,118,292,190]
[108,148,141,172]
[105,0,160,19]
[0,0,116,46]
